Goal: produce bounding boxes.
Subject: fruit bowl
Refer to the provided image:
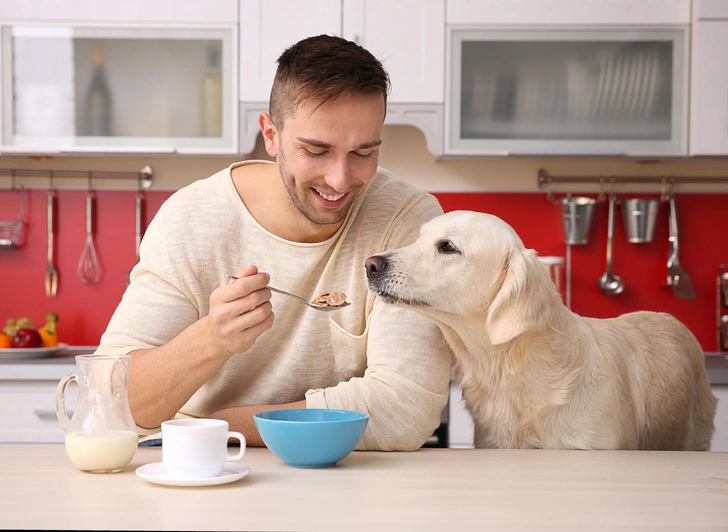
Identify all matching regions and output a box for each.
[254,408,369,468]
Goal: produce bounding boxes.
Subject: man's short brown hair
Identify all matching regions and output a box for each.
[269,35,390,129]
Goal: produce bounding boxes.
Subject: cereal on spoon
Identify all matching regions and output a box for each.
[312,292,348,307]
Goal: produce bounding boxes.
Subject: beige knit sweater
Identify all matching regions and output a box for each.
[97,161,453,451]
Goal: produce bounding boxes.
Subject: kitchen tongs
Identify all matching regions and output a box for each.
[666,195,695,300]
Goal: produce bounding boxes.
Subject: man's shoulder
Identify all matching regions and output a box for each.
[156,166,233,218]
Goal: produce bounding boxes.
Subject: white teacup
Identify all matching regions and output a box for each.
[161,419,246,480]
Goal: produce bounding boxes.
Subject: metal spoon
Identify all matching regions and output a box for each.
[597,195,625,295]
[224,275,350,311]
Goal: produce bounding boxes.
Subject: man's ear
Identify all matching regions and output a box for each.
[259,112,279,157]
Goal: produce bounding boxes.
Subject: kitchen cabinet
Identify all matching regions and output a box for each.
[238,0,445,154]
[447,383,474,448]
[448,383,728,452]
[711,385,728,453]
[445,0,690,156]
[0,360,78,443]
[0,0,238,155]
[689,0,728,155]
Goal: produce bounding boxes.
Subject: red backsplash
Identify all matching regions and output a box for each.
[1,188,726,351]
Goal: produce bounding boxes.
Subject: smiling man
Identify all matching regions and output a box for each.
[96,35,453,451]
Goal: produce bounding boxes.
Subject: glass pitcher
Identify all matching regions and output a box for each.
[56,354,138,473]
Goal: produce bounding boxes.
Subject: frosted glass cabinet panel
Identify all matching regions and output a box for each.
[448,29,688,156]
[1,26,236,154]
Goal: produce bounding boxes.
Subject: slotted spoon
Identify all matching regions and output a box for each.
[224,275,350,311]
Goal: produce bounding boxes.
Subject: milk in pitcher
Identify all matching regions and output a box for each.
[65,430,138,473]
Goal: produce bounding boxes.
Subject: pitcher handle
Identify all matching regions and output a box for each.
[56,373,78,432]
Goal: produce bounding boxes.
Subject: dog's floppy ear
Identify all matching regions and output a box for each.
[486,248,550,345]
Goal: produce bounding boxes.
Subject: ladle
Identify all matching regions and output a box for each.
[597,194,625,296]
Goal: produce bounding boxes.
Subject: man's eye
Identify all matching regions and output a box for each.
[352,151,374,159]
[437,240,460,254]
[305,149,325,157]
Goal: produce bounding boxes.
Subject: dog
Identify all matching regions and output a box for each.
[366,210,717,450]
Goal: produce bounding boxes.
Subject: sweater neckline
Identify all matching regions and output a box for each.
[225,160,355,248]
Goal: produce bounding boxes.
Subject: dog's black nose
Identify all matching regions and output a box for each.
[365,255,388,279]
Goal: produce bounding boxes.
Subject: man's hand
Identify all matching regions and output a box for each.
[207,265,275,356]
[210,400,307,447]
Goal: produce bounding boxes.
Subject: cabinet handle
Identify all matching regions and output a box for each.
[34,408,72,419]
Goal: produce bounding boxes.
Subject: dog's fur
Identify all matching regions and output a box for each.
[366,210,717,450]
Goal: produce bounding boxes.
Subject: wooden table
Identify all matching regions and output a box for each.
[1,446,727,531]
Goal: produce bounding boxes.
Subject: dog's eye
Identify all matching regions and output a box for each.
[437,240,460,254]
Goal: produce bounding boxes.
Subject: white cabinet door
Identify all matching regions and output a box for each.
[343,0,445,104]
[447,28,689,156]
[239,0,444,104]
[239,0,341,102]
[690,20,728,155]
[446,0,690,26]
[0,381,78,444]
[1,25,238,155]
[0,0,238,24]
[447,383,474,448]
[710,385,728,452]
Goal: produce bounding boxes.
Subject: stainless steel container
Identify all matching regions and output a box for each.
[557,197,596,245]
[621,198,660,243]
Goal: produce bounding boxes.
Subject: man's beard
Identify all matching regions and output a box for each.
[278,149,356,226]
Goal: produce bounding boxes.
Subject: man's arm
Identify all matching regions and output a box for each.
[209,399,306,446]
[100,266,274,430]
[304,192,453,451]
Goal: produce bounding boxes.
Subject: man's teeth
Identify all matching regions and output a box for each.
[316,189,345,201]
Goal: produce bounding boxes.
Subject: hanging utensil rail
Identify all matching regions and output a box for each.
[538,168,728,198]
[0,165,153,190]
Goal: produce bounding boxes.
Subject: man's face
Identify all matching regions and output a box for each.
[269,93,385,226]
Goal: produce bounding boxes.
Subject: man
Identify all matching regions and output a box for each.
[96,35,452,451]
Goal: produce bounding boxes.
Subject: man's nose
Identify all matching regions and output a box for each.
[325,157,354,192]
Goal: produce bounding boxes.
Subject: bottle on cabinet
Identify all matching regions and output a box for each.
[84,43,112,136]
[201,46,222,137]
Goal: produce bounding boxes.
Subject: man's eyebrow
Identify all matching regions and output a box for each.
[296,137,382,150]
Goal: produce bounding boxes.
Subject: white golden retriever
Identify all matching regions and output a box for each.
[365,211,717,450]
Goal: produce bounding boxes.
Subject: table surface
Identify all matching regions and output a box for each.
[1,446,727,531]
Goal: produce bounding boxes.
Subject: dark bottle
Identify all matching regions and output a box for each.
[85,43,112,136]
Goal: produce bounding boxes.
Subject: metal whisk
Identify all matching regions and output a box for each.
[77,189,101,284]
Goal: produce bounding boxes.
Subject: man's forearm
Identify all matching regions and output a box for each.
[210,400,307,447]
[127,317,233,429]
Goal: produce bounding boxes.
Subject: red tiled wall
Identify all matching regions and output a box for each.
[1,189,726,351]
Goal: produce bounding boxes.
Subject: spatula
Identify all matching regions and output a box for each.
[666,195,695,300]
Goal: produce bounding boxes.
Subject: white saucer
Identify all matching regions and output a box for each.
[135,462,250,487]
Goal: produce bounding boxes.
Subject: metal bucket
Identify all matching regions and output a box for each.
[557,197,596,245]
[620,198,660,243]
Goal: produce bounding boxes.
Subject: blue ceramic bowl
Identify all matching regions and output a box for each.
[254,408,369,468]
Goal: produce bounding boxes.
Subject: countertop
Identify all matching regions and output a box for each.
[3,349,728,384]
[0,446,726,531]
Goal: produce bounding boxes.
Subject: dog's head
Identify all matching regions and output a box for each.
[366,210,557,344]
